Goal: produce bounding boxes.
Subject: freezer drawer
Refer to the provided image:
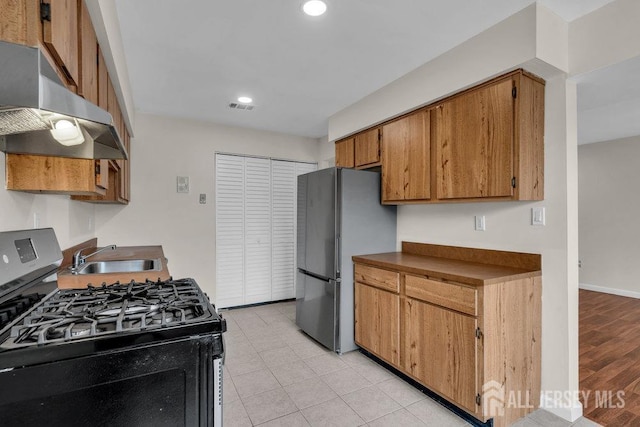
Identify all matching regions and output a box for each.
[295,270,337,351]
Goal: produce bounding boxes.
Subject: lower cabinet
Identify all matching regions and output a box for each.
[353,261,541,427]
[354,282,400,367]
[404,297,478,413]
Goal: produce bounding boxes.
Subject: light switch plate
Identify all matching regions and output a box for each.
[474,215,486,231]
[177,176,190,193]
[532,207,545,226]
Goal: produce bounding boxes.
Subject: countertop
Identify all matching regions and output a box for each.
[353,243,541,286]
[57,245,170,289]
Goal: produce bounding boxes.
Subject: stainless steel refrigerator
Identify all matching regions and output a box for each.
[296,167,397,353]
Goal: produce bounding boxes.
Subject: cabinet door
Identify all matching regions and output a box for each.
[435,77,514,199]
[97,48,109,110]
[78,0,98,104]
[335,138,355,168]
[354,128,380,167]
[382,110,430,202]
[42,0,79,86]
[355,282,400,367]
[404,298,478,413]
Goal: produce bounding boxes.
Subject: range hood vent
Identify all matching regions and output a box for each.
[0,41,128,160]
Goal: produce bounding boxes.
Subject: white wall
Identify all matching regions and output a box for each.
[94,113,320,299]
[328,4,568,142]
[569,0,640,77]
[0,152,97,249]
[328,4,582,420]
[316,135,334,169]
[578,136,640,297]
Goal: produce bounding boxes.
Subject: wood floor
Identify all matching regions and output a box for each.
[580,289,640,426]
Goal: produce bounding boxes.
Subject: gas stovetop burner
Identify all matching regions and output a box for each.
[2,278,215,348]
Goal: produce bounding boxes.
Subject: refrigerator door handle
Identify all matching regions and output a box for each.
[335,235,340,278]
[298,269,331,283]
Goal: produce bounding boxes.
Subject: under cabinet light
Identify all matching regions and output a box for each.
[49,118,85,146]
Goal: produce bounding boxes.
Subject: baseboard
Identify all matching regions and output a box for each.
[579,283,640,299]
[540,393,583,422]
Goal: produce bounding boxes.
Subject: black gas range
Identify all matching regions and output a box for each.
[0,229,225,427]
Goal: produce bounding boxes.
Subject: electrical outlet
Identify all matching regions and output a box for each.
[474,215,486,231]
[199,194,207,204]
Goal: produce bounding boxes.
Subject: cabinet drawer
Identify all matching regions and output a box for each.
[354,264,399,293]
[405,275,477,316]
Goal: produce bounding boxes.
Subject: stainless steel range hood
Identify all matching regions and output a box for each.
[0,41,128,160]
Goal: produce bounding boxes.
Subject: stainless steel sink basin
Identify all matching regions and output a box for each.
[75,258,162,275]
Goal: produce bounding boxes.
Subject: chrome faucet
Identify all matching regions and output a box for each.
[71,245,116,273]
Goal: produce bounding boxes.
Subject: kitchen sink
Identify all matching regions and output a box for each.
[75,258,162,275]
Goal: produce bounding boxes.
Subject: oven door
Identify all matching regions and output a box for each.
[0,334,223,427]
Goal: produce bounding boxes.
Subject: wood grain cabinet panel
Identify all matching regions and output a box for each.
[354,264,399,292]
[355,282,400,367]
[435,77,514,199]
[382,109,430,203]
[405,274,477,316]
[354,128,381,168]
[335,137,355,168]
[77,0,98,104]
[5,154,106,195]
[0,0,39,45]
[42,0,79,86]
[404,297,478,413]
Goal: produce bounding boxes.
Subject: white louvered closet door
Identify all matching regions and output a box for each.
[243,157,272,304]
[272,161,318,300]
[215,153,316,308]
[271,160,296,300]
[215,154,245,308]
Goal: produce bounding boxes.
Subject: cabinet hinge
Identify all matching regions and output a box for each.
[475,327,483,339]
[512,87,517,98]
[40,2,51,22]
[511,177,516,188]
[476,394,482,406]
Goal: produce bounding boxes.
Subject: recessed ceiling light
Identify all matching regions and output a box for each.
[237,96,252,104]
[302,0,327,17]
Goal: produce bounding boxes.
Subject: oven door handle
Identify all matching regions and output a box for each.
[221,333,226,365]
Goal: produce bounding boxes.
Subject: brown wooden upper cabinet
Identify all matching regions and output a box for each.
[381,109,430,203]
[41,0,79,87]
[354,127,381,168]
[335,69,544,204]
[335,137,355,168]
[434,71,544,201]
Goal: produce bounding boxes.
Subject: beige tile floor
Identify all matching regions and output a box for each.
[220,301,600,427]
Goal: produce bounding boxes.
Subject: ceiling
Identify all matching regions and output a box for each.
[574,55,640,145]
[115,0,627,142]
